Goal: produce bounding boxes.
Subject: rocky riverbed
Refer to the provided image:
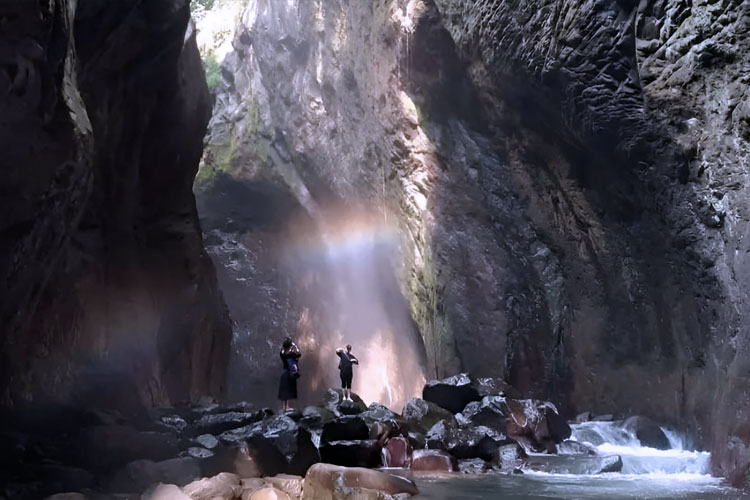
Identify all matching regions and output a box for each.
[15,372,690,499]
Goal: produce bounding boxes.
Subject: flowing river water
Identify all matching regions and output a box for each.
[413,421,748,499]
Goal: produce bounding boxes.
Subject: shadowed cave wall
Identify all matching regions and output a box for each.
[0,0,231,416]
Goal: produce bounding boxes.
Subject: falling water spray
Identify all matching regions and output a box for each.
[281,206,427,411]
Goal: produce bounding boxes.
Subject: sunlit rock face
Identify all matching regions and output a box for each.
[202,0,750,482]
[0,0,231,413]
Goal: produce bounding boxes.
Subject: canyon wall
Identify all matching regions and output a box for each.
[0,0,231,416]
[200,0,750,484]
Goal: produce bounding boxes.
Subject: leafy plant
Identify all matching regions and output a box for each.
[204,52,221,90]
[192,0,216,12]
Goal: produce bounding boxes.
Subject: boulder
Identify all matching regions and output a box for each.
[301,463,418,500]
[320,416,369,444]
[322,390,367,417]
[368,420,401,445]
[182,472,241,500]
[522,454,623,474]
[359,403,398,426]
[109,457,200,493]
[401,398,456,433]
[233,444,263,478]
[504,399,570,452]
[241,478,267,497]
[557,440,598,456]
[142,483,192,500]
[411,450,457,472]
[283,409,303,422]
[248,487,290,500]
[426,420,505,461]
[623,416,671,450]
[492,443,527,471]
[160,415,189,434]
[262,474,303,499]
[422,373,481,414]
[458,458,491,474]
[299,406,336,428]
[219,415,320,476]
[193,411,266,437]
[456,396,508,436]
[184,447,214,459]
[406,432,426,451]
[471,377,521,399]
[320,440,383,468]
[383,436,412,468]
[541,405,572,444]
[599,455,624,473]
[194,434,220,450]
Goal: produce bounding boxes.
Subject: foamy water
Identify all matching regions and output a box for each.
[414,420,746,499]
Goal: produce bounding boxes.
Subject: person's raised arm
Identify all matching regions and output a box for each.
[336,347,344,355]
[291,342,301,357]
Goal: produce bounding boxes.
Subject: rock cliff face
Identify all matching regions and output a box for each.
[0,0,231,414]
[202,0,750,483]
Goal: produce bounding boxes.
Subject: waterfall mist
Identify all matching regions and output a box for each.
[282,206,427,411]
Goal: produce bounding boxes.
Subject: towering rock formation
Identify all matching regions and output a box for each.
[201,0,750,484]
[0,0,231,414]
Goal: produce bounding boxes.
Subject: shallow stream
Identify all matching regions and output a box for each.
[414,421,748,499]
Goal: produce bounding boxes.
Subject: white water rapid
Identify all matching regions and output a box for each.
[416,419,746,499]
[568,420,711,476]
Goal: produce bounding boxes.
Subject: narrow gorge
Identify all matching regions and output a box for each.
[1,0,750,498]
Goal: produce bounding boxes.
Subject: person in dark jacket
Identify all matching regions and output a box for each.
[336,344,358,401]
[278,337,301,412]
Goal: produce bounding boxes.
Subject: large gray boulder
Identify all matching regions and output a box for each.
[218,415,319,476]
[426,419,507,461]
[422,373,481,414]
[402,398,456,433]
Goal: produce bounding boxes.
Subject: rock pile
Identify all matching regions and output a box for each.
[35,373,650,499]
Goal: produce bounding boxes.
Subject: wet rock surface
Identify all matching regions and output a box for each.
[219,415,319,477]
[426,420,506,461]
[492,443,527,471]
[322,390,368,417]
[411,449,457,472]
[402,398,456,433]
[422,373,482,414]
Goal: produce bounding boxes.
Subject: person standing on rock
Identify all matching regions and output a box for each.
[336,344,359,401]
[279,337,301,412]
